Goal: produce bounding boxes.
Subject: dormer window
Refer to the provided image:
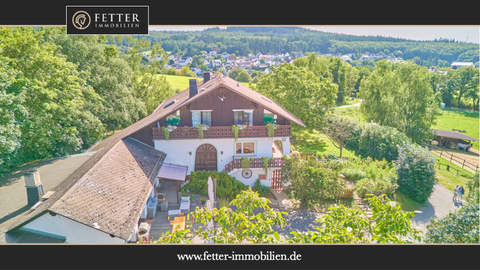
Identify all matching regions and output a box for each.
[192,110,212,126]
[233,109,253,126]
[264,109,277,124]
[166,110,180,126]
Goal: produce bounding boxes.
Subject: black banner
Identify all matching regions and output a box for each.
[1,244,479,269]
[66,6,148,35]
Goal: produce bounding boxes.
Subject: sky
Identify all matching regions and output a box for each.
[148,26,480,44]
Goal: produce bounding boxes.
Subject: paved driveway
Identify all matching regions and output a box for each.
[410,183,465,236]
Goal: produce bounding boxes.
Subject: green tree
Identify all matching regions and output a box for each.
[124,37,175,115]
[51,31,146,133]
[235,70,251,83]
[359,60,440,142]
[256,63,337,128]
[325,115,360,158]
[394,142,437,203]
[228,67,246,80]
[287,195,422,243]
[451,66,479,108]
[294,53,359,104]
[0,27,104,170]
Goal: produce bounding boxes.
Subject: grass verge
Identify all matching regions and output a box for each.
[393,189,427,212]
[432,108,479,150]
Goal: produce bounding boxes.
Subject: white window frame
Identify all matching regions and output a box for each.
[233,109,254,126]
[191,110,212,126]
[235,141,256,156]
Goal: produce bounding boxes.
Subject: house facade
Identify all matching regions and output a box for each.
[130,72,305,187]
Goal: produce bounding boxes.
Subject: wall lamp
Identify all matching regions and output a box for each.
[189,151,192,156]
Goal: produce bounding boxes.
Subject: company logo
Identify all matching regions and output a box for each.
[67,6,149,35]
[72,10,91,30]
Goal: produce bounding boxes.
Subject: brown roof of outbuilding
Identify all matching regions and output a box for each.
[48,137,166,240]
[9,138,166,241]
[432,129,479,142]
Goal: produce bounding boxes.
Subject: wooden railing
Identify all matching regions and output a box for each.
[224,157,285,173]
[153,125,291,139]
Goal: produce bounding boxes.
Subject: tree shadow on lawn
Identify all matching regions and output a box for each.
[292,128,329,154]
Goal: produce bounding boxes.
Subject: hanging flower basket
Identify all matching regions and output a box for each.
[196,124,209,139]
[162,126,170,140]
[266,123,279,138]
[232,125,239,141]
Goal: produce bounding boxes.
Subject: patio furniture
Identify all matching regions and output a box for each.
[159,200,168,211]
[147,197,158,218]
[168,209,181,219]
[180,196,191,213]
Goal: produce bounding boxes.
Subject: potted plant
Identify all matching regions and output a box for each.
[196,124,209,139]
[261,157,273,175]
[201,198,207,204]
[161,126,170,140]
[241,157,251,169]
[266,123,278,139]
[232,125,239,141]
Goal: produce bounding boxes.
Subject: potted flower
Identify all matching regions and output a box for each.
[241,157,251,169]
[232,125,239,141]
[161,126,170,140]
[201,198,207,204]
[196,124,209,139]
[266,123,278,139]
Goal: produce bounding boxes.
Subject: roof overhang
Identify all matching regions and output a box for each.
[157,163,188,181]
[432,129,479,142]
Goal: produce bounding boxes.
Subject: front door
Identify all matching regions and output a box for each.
[194,144,217,171]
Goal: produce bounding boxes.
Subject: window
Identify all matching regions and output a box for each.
[236,142,255,155]
[233,109,253,126]
[264,109,277,124]
[166,110,180,125]
[192,110,211,126]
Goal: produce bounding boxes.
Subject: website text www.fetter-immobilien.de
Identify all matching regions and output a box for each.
[177,250,301,261]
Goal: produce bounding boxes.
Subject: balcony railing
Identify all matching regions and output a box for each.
[224,157,285,173]
[152,125,291,139]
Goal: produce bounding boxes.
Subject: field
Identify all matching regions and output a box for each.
[432,108,479,150]
[162,74,257,92]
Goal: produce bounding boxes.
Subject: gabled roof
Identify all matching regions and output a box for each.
[153,72,305,127]
[8,137,166,240]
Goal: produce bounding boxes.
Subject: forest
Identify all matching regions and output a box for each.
[125,26,479,67]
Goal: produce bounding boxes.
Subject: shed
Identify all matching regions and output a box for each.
[431,129,479,148]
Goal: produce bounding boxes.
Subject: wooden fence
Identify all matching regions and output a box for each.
[430,146,479,174]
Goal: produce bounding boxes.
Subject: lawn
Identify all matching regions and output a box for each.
[290,125,357,159]
[162,74,198,92]
[432,108,479,150]
[433,153,474,191]
[333,106,367,124]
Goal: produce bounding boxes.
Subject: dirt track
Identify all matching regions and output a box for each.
[430,147,479,173]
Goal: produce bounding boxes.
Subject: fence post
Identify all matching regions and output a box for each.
[450,154,453,163]
[447,165,450,171]
[462,160,465,169]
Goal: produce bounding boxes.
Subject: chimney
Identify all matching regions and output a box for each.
[189,79,198,98]
[24,170,44,206]
[203,72,210,83]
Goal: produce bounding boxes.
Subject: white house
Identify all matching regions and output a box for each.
[148,72,305,187]
[222,52,231,58]
[451,62,474,69]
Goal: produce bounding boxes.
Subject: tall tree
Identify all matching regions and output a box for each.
[294,53,359,103]
[256,63,338,129]
[325,115,360,158]
[0,27,103,168]
[50,30,146,133]
[124,37,175,115]
[451,66,479,108]
[359,60,440,142]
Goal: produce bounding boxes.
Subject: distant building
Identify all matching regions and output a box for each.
[451,62,474,69]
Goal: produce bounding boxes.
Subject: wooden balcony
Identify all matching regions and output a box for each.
[152,125,291,140]
[224,157,285,173]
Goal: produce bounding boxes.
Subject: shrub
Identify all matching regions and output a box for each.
[357,122,412,162]
[394,142,436,203]
[252,179,270,197]
[183,171,248,200]
[342,168,367,182]
[280,158,348,207]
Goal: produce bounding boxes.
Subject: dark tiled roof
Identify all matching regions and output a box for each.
[432,129,479,142]
[48,138,166,240]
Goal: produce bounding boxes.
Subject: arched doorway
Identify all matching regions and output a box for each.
[194,144,217,171]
